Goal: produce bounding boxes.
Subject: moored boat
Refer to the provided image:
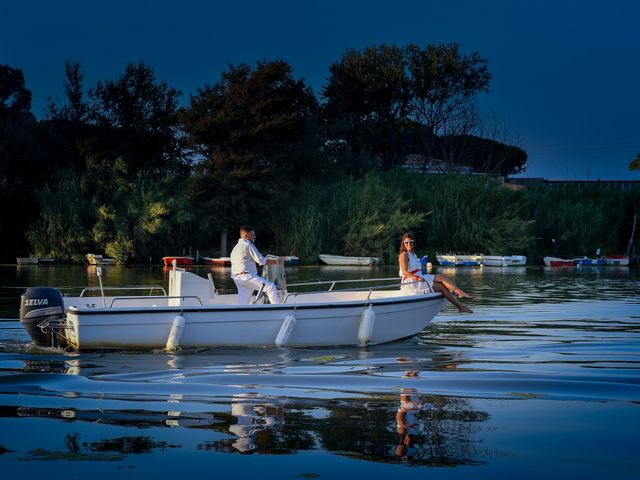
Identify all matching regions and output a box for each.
[162,256,194,267]
[16,257,38,265]
[543,256,574,267]
[509,255,527,266]
[18,268,446,350]
[435,254,457,266]
[605,254,629,266]
[201,256,231,266]
[483,255,527,267]
[573,256,606,266]
[16,257,56,265]
[85,254,116,265]
[319,254,380,266]
[456,254,483,266]
[283,256,300,267]
[436,253,483,267]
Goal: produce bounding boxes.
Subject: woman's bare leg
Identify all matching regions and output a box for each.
[434,274,473,298]
[433,281,473,313]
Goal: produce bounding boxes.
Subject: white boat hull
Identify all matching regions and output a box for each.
[483,255,527,267]
[319,254,380,266]
[62,292,445,349]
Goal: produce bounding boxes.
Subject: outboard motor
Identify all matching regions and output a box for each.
[19,287,66,347]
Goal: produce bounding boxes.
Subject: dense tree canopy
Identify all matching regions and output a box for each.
[180,60,321,245]
[322,44,411,173]
[26,62,193,262]
[406,43,492,171]
[323,43,494,174]
[0,65,40,256]
[0,44,545,263]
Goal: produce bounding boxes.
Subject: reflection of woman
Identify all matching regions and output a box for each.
[395,391,422,460]
[399,232,473,313]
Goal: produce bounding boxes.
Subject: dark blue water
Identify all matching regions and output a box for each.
[0,264,638,479]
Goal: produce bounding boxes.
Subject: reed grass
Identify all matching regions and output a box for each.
[269,170,639,263]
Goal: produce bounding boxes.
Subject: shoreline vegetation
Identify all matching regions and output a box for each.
[1,43,638,265]
[11,172,640,266]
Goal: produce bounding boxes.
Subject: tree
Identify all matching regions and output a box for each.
[0,65,39,259]
[630,153,640,171]
[322,44,412,173]
[406,43,492,172]
[47,60,89,123]
[88,61,185,176]
[180,60,319,251]
[27,61,194,262]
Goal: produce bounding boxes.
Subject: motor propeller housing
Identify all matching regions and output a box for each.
[19,287,66,347]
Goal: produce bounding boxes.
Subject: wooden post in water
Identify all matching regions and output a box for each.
[626,212,637,257]
[220,230,228,257]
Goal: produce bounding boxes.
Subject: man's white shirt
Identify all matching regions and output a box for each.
[230,238,266,275]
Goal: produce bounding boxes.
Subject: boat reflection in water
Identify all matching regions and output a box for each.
[7,357,489,465]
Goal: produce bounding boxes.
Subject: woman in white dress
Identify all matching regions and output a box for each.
[398,232,473,313]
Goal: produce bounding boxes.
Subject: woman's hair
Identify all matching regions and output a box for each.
[399,232,416,254]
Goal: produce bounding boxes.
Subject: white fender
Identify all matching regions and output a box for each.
[358,306,375,346]
[166,314,185,351]
[275,314,296,347]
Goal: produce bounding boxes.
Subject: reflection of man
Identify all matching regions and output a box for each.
[230,226,280,304]
[395,390,423,460]
[229,397,276,454]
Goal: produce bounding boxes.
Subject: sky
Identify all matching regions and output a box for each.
[1,0,639,180]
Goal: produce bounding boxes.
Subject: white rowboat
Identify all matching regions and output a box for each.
[319,254,380,266]
[483,255,527,267]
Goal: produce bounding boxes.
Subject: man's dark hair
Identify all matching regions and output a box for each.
[240,225,254,236]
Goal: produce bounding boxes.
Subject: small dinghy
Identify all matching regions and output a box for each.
[436,253,483,267]
[318,254,380,266]
[605,254,629,266]
[483,255,527,267]
[543,256,574,267]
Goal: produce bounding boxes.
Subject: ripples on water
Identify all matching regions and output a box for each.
[0,265,638,479]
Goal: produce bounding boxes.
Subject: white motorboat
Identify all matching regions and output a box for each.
[319,254,380,266]
[19,267,445,350]
[483,255,527,267]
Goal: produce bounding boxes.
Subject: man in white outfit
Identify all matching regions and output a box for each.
[230,226,280,304]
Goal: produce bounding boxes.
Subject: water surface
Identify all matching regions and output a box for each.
[0,264,638,479]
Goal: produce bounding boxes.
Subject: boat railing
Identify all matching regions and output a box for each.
[79,286,167,297]
[283,277,417,303]
[283,276,435,303]
[108,295,203,308]
[287,276,402,291]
